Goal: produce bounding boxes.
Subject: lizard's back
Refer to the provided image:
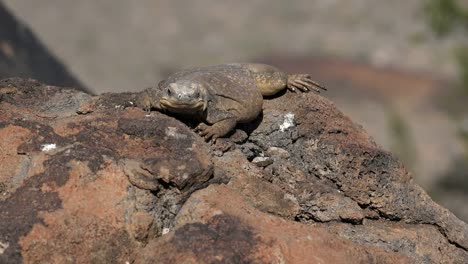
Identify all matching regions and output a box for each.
[163,64,263,123]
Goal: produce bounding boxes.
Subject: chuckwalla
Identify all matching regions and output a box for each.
[140,63,325,141]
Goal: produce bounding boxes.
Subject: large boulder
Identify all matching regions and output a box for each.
[0,78,467,263]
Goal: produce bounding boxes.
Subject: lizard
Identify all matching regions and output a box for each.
[140,63,325,142]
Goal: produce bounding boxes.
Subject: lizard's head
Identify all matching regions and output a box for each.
[159,80,208,114]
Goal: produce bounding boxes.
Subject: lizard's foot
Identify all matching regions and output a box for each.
[194,118,237,143]
[288,74,326,93]
[195,123,221,143]
[139,93,153,112]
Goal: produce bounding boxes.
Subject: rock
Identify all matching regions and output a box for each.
[1,78,467,263]
[251,156,273,167]
[265,146,290,159]
[229,129,248,143]
[0,78,212,263]
[137,185,411,264]
[211,138,235,154]
[239,142,263,160]
[297,192,365,224]
[127,211,157,243]
[229,173,300,219]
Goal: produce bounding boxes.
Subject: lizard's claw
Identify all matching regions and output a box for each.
[288,74,326,93]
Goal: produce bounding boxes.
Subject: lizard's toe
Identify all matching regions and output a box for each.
[291,80,310,92]
[195,123,208,131]
[203,130,216,142]
[194,123,219,142]
[198,129,210,137]
[304,77,326,92]
[288,74,326,93]
[210,134,219,143]
[288,84,297,92]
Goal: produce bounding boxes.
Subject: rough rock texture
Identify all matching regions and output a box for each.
[1,78,467,263]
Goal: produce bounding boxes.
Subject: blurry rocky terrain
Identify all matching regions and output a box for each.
[2,0,465,93]
[1,0,467,221]
[0,2,88,92]
[1,78,467,263]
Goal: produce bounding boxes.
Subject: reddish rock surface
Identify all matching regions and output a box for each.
[260,56,468,222]
[1,78,467,263]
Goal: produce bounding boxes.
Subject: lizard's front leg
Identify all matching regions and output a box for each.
[138,87,163,111]
[195,117,237,142]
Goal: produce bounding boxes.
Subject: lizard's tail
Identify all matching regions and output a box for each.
[287,74,326,93]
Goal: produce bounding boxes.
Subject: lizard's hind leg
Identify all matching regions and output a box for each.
[243,63,289,96]
[243,63,325,95]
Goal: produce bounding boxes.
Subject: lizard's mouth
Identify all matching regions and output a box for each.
[160,98,206,113]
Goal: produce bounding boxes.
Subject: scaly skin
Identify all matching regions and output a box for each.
[140,63,325,142]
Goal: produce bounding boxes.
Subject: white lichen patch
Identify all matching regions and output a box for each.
[284,193,298,203]
[212,210,224,216]
[162,227,170,235]
[0,241,9,255]
[279,113,295,132]
[159,167,170,182]
[41,143,57,152]
[165,127,188,139]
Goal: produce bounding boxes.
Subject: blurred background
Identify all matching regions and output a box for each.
[1,0,467,221]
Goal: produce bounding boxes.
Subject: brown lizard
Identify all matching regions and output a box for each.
[140,63,325,142]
